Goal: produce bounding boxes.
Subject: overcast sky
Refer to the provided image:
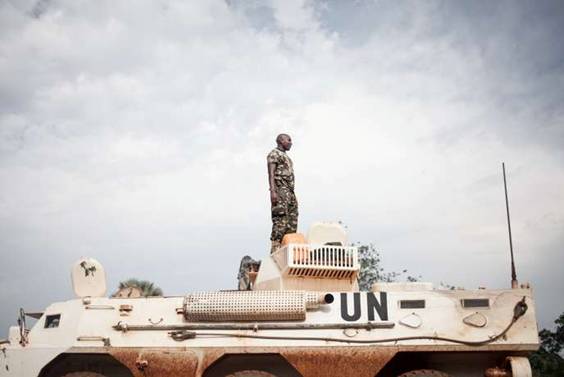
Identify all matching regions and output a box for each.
[1,0,563,336]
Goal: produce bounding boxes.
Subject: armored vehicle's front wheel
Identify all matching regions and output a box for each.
[225,371,278,377]
[397,370,450,377]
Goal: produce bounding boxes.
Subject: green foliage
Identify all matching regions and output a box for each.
[118,278,163,297]
[530,312,564,377]
[356,243,419,291]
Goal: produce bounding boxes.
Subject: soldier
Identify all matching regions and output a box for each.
[267,134,298,254]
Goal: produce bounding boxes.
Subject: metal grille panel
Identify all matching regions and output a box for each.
[274,244,359,279]
[183,290,320,322]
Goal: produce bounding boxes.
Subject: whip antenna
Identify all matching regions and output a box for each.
[502,162,518,289]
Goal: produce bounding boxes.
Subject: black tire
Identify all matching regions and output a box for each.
[225,371,278,377]
[397,370,450,377]
[59,373,107,377]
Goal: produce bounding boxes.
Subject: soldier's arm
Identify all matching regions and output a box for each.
[267,161,278,205]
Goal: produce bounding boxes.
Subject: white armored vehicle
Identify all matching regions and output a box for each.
[0,223,538,377]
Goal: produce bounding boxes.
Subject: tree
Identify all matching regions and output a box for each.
[530,312,564,377]
[357,243,419,291]
[113,278,163,297]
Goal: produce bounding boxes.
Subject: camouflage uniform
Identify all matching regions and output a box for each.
[267,148,298,246]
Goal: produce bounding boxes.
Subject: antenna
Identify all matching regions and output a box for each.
[502,162,518,289]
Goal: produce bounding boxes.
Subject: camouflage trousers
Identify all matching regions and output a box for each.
[270,188,298,243]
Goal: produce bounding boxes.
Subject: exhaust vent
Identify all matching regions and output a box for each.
[183,290,323,322]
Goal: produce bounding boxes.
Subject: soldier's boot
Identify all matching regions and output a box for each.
[270,240,281,254]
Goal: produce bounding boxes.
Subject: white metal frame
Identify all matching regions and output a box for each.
[273,244,359,279]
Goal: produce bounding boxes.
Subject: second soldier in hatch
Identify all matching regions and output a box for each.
[267,134,298,254]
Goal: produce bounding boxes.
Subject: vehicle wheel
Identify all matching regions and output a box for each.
[59,373,107,377]
[397,370,450,377]
[225,371,278,377]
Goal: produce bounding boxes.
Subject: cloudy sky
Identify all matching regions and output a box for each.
[1,0,563,336]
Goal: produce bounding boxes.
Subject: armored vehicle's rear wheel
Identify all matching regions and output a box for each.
[397,370,450,377]
[225,371,278,377]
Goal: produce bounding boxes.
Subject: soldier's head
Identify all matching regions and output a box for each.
[276,134,292,151]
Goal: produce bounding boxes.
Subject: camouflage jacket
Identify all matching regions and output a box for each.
[267,148,295,191]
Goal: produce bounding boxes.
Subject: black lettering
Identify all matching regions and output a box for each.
[340,292,361,321]
[367,292,388,321]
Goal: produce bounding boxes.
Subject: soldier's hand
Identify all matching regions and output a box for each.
[270,190,278,205]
